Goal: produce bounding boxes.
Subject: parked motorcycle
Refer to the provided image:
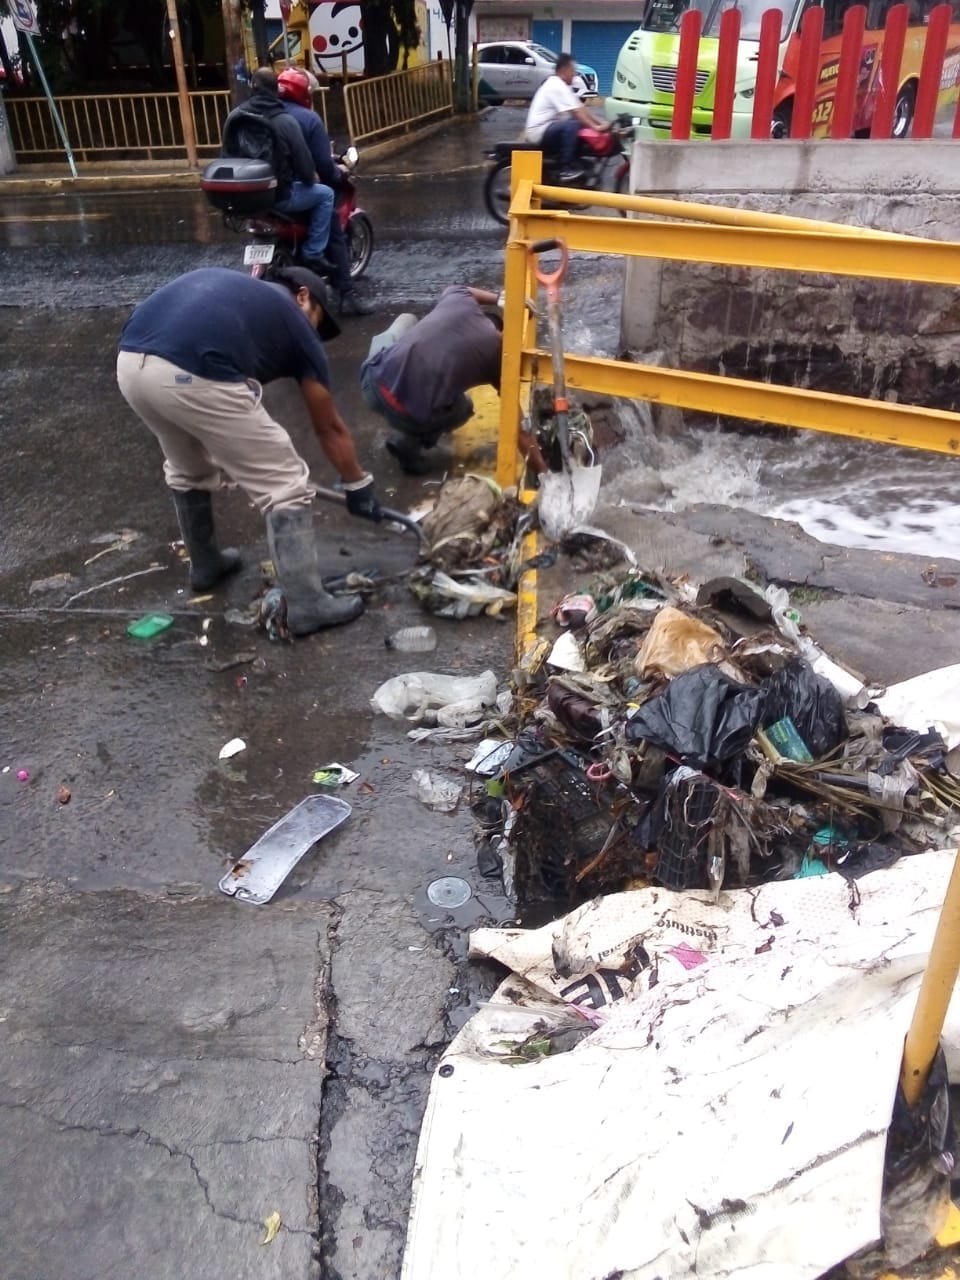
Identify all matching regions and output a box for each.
[201,145,374,281]
[483,116,636,227]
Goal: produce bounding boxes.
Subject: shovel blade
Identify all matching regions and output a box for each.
[538,463,602,540]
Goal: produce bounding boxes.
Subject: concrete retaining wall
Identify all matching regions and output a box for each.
[622,140,960,410]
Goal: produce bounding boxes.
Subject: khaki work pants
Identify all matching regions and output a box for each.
[117,351,314,514]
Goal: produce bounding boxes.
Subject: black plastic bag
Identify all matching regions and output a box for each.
[761,658,847,760]
[626,665,766,771]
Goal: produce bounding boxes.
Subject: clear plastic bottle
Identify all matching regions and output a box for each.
[385,625,437,653]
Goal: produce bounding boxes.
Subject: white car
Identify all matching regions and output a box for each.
[477,41,599,105]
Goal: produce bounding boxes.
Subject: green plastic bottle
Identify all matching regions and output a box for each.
[127,613,174,639]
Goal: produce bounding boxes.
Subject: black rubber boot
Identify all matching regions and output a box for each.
[266,506,363,635]
[339,289,375,317]
[171,489,242,591]
[385,435,431,476]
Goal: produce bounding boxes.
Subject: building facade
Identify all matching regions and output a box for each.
[469,0,643,97]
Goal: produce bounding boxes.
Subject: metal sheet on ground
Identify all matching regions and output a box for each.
[219,794,351,905]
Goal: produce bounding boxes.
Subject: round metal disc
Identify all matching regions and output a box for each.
[426,876,471,909]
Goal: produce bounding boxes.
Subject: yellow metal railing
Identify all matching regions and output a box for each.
[496,149,960,488]
[7,91,233,162]
[344,59,452,146]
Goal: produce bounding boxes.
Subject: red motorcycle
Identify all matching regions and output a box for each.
[484,115,635,227]
[202,144,374,280]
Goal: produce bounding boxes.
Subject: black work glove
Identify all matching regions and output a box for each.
[343,474,383,522]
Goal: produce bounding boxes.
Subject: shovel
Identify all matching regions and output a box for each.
[313,484,430,551]
[529,238,602,540]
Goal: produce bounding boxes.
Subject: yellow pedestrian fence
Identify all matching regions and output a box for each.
[344,58,453,147]
[6,91,233,162]
[496,149,960,489]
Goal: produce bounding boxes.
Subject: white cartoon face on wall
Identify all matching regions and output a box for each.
[310,1,364,71]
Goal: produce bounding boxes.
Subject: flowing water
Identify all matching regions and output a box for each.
[563,254,960,561]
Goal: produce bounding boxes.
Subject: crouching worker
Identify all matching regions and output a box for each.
[117,266,382,635]
[359,284,547,476]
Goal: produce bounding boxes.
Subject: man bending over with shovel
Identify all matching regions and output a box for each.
[360,284,546,476]
[117,266,382,636]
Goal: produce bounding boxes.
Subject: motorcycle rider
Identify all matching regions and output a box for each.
[116,266,382,636]
[240,67,335,272]
[277,67,374,317]
[360,285,546,476]
[524,53,610,183]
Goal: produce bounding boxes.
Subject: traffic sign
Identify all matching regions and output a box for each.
[10,0,39,36]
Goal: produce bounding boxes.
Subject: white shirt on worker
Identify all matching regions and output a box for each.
[525,76,582,143]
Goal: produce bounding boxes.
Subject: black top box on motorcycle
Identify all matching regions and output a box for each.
[201,158,277,213]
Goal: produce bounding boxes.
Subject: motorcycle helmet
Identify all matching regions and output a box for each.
[278,67,312,109]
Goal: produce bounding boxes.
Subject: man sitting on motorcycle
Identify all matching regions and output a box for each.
[242,67,335,273]
[277,67,373,318]
[524,53,610,184]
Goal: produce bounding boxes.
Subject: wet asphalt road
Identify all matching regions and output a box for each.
[0,157,520,1280]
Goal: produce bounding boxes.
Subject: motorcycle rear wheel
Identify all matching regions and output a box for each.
[484,161,513,227]
[347,213,374,280]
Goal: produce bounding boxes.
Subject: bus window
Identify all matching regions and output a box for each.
[702,0,801,40]
[642,0,713,33]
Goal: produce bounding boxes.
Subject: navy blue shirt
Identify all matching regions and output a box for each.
[282,100,340,188]
[119,268,330,387]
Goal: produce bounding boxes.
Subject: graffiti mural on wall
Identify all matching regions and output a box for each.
[306,1,427,75]
[308,1,364,74]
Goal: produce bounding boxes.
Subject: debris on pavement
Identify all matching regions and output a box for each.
[219,794,351,905]
[260,1211,281,1246]
[453,566,960,911]
[371,670,500,729]
[218,737,246,761]
[386,625,437,653]
[412,769,463,812]
[126,613,174,639]
[203,651,257,673]
[425,876,472,908]
[16,770,29,783]
[57,785,71,805]
[29,572,76,594]
[311,763,360,787]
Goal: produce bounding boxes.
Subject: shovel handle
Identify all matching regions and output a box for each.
[529,238,569,293]
[313,485,430,550]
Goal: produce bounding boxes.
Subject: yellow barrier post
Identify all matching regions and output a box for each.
[496,150,542,490]
[901,849,960,1108]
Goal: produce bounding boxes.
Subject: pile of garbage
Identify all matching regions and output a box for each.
[463,568,960,909]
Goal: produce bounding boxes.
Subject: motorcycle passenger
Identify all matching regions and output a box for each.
[242,67,335,272]
[117,266,382,636]
[360,285,546,477]
[524,53,610,183]
[277,67,374,318]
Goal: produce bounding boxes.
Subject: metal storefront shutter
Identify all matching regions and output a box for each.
[531,20,563,52]
[570,20,640,98]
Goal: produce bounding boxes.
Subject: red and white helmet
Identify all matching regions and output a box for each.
[278,67,312,108]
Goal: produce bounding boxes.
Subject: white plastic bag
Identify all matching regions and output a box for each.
[412,769,463,812]
[371,670,498,728]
